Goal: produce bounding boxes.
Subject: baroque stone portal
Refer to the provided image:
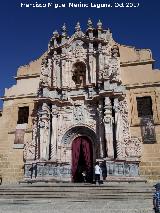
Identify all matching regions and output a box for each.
[24,20,142,182]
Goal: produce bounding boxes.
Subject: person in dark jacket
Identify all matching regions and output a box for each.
[153,183,160,213]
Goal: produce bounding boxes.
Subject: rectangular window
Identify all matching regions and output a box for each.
[136,96,153,117]
[17,106,29,124]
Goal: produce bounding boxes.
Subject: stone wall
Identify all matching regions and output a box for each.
[126,85,160,181]
[0,97,35,183]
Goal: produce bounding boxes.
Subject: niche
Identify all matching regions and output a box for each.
[72,62,86,87]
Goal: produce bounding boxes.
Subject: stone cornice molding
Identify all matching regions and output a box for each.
[15,73,40,80]
[1,93,37,101]
[125,81,160,89]
[120,59,154,67]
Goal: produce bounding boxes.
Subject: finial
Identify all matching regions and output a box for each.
[75,22,81,32]
[53,30,59,38]
[62,23,67,37]
[97,19,102,30]
[87,18,93,30]
[107,28,111,33]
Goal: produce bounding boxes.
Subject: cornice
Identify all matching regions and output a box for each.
[1,93,37,101]
[14,73,40,80]
[120,59,154,67]
[125,81,160,89]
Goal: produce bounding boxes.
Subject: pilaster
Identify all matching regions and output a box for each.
[39,102,51,161]
[104,97,114,158]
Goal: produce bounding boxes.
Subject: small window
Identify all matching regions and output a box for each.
[17,106,29,124]
[136,96,153,117]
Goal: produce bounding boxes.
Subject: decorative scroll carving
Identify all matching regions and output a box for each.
[125,137,142,158]
[74,45,85,58]
[115,98,142,160]
[115,98,131,159]
[24,140,36,161]
[40,57,49,86]
[73,105,84,123]
[85,103,97,130]
[23,117,37,161]
[102,44,121,83]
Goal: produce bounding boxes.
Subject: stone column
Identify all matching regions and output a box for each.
[48,57,52,87]
[50,105,57,161]
[104,97,114,158]
[61,57,66,88]
[68,60,72,88]
[39,103,50,161]
[114,97,130,160]
[98,43,103,81]
[52,55,57,88]
[88,43,94,84]
[99,99,105,158]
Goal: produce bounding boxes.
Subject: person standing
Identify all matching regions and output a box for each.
[94,162,101,185]
[153,183,160,213]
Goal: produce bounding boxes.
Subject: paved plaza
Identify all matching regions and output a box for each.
[0,198,154,213]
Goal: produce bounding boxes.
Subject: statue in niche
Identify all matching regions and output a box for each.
[72,62,86,86]
[109,58,121,83]
[111,45,120,58]
[104,116,114,158]
[39,119,49,160]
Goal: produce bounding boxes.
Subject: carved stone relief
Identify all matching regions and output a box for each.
[40,57,49,87]
[115,98,142,159]
[125,137,142,158]
[73,105,84,123]
[24,117,37,161]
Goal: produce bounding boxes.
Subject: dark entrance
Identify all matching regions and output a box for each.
[72,136,93,183]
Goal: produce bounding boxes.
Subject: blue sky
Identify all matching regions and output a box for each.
[0,0,160,108]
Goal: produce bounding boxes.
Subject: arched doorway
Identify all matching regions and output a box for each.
[72,136,93,183]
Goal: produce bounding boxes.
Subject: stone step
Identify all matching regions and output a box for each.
[0,183,154,201]
[0,182,154,188]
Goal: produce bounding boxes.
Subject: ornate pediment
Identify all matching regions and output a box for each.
[48,19,113,55]
[39,19,122,94]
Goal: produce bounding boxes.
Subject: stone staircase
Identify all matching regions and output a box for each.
[0,182,155,213]
[0,182,154,200]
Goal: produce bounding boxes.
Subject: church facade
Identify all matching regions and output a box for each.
[0,20,160,183]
